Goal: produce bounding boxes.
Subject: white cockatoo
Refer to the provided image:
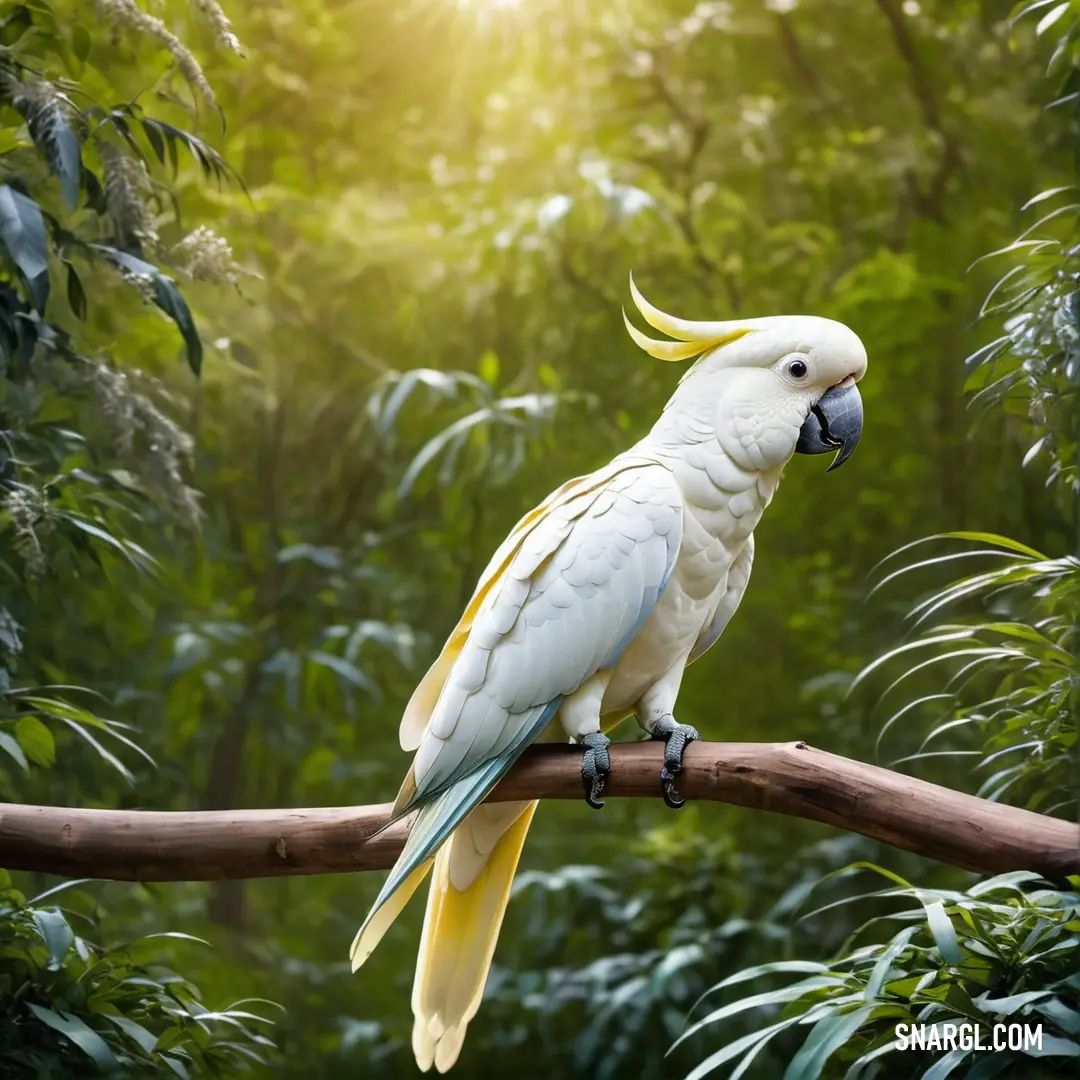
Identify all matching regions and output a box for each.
[350,276,868,1072]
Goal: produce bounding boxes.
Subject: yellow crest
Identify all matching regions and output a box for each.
[622,272,754,362]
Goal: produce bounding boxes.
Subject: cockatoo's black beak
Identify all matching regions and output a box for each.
[795,381,863,472]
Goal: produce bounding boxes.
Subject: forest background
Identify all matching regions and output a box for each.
[1,1,1078,1078]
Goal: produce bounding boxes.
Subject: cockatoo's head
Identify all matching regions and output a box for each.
[623,275,868,473]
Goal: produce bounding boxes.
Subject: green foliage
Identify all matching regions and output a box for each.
[0,873,277,1078]
[864,532,1078,814]
[678,867,1080,1080]
[483,830,884,1080]
[0,0,231,652]
[0,685,156,782]
[0,1,286,1073]
[369,365,592,502]
[3,0,1080,1078]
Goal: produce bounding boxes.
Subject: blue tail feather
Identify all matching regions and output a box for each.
[359,696,562,935]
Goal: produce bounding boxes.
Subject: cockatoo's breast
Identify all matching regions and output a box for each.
[599,437,780,715]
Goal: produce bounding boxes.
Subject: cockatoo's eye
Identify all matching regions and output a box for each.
[783,355,810,381]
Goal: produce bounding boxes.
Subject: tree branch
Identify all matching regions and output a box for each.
[1,742,1076,884]
[875,0,962,223]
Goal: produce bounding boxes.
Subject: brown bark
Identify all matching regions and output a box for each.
[2,741,1076,884]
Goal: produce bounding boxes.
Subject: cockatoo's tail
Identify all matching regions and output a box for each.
[350,275,869,1073]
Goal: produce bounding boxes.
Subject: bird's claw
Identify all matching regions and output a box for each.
[651,715,700,810]
[660,766,684,809]
[580,731,611,810]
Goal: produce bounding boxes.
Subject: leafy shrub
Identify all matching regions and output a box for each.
[864,531,1078,817]
[679,867,1080,1080]
[0,873,277,1078]
[0,2,284,1074]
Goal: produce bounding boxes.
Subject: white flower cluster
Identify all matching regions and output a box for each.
[193,0,244,57]
[94,0,245,106]
[173,225,244,286]
[39,356,202,528]
[99,142,160,254]
[1,486,47,578]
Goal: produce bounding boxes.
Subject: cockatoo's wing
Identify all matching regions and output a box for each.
[398,469,618,752]
[360,458,682,930]
[403,459,683,809]
[687,535,755,666]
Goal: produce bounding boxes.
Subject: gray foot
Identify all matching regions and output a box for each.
[650,714,700,809]
[580,731,611,810]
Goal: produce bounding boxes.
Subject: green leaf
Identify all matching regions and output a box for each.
[307,650,378,695]
[0,729,28,770]
[864,926,917,1000]
[1021,185,1077,210]
[29,878,94,905]
[684,1018,798,1080]
[782,1005,876,1080]
[0,4,32,46]
[25,1003,119,1070]
[699,960,831,994]
[65,261,86,319]
[135,930,213,948]
[58,513,160,571]
[24,94,82,208]
[138,117,240,188]
[150,268,203,375]
[843,1038,902,1079]
[143,119,167,166]
[922,1047,972,1080]
[922,901,966,965]
[965,1054,1020,1080]
[968,871,1050,896]
[679,979,842,1045]
[88,245,203,375]
[0,184,49,312]
[162,1055,191,1080]
[1035,2,1071,36]
[107,1014,158,1054]
[1034,998,1080,1037]
[16,714,55,766]
[56,717,134,784]
[935,531,1047,559]
[973,989,1051,1016]
[1027,1035,1080,1057]
[31,908,74,969]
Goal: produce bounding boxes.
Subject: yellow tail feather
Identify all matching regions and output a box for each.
[411,800,538,1073]
[349,858,433,971]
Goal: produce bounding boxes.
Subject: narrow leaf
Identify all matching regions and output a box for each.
[65,261,86,319]
[25,1004,118,1070]
[0,184,49,311]
[31,908,74,969]
[0,729,28,770]
[15,714,55,766]
[1036,1,1071,36]
[782,1005,876,1080]
[25,95,81,208]
[922,901,966,965]
[89,245,203,375]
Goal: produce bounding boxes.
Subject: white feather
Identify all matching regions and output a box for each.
[406,462,682,801]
